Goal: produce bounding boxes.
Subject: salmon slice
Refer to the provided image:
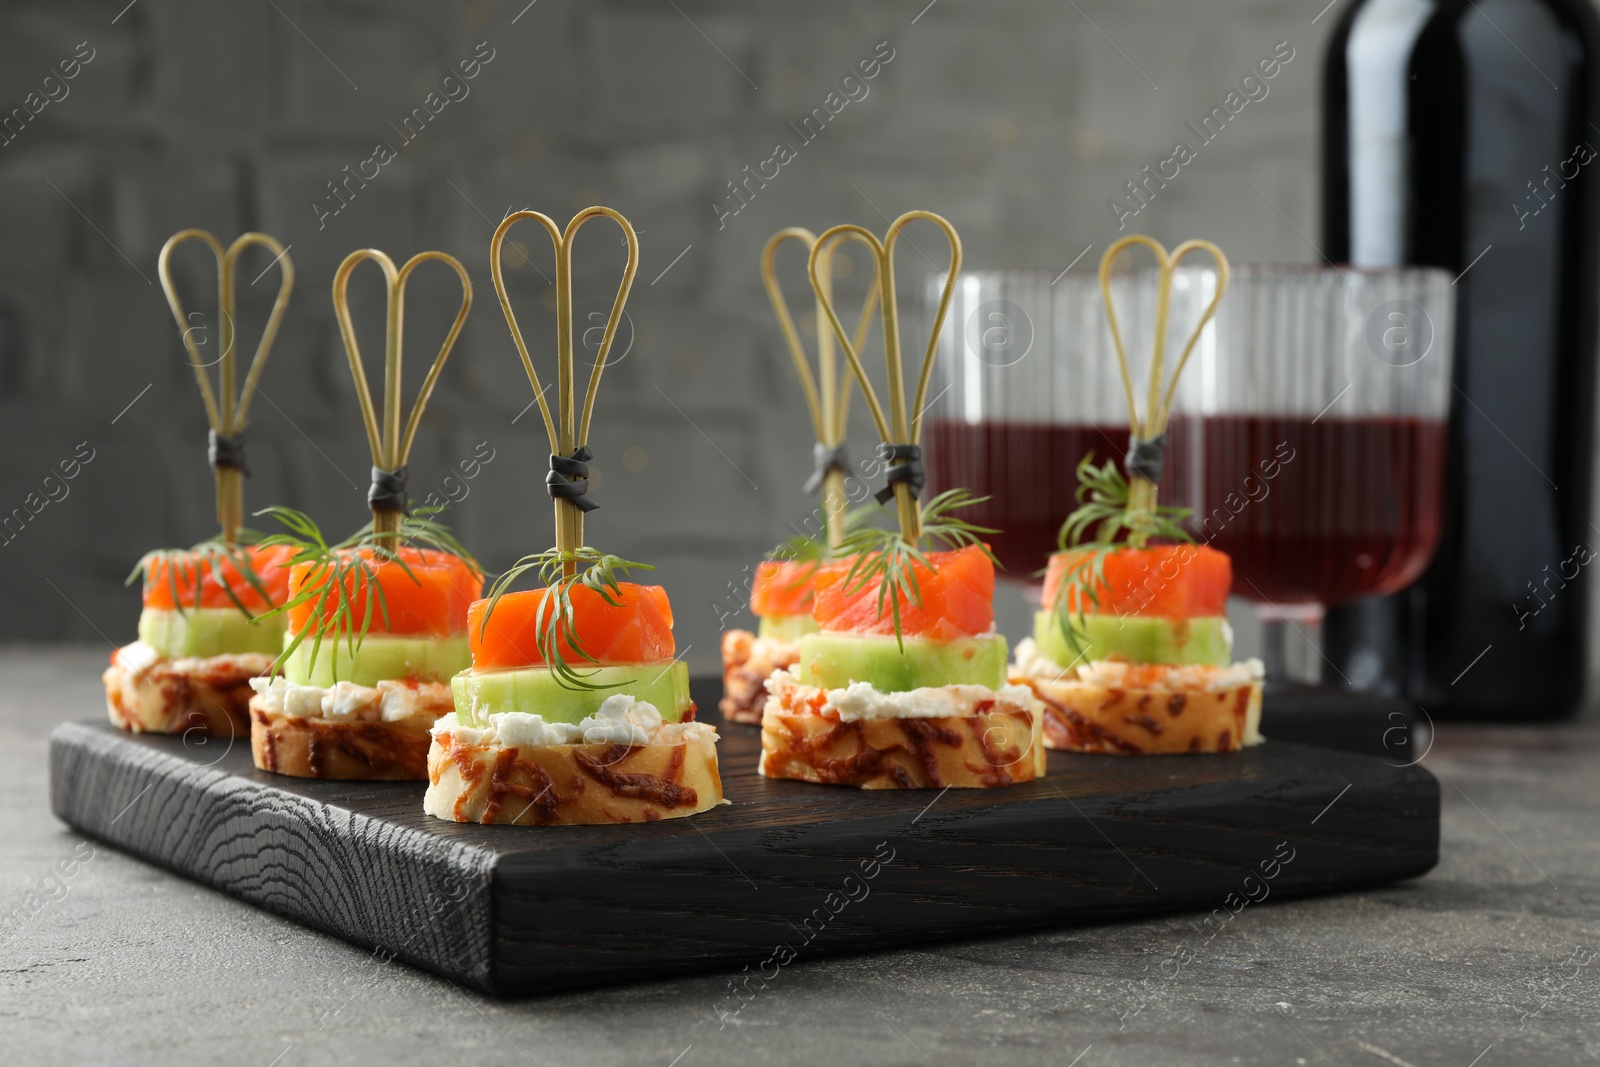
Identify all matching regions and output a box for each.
[811,543,995,641]
[749,559,819,617]
[1043,544,1232,619]
[143,544,298,614]
[468,582,676,670]
[286,548,480,637]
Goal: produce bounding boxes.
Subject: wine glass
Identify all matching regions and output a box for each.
[1171,264,1456,678]
[924,263,1454,685]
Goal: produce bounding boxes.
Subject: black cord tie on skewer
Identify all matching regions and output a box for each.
[874,442,925,505]
[208,430,249,476]
[368,465,409,513]
[547,446,599,513]
[1126,432,1168,485]
[803,440,851,494]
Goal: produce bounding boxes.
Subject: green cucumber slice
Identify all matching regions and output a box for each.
[799,632,1007,693]
[138,608,284,659]
[451,662,692,725]
[757,613,819,641]
[282,633,471,687]
[1032,611,1232,668]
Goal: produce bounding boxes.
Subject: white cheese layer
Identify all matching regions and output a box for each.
[434,693,718,748]
[765,668,1037,722]
[114,640,272,677]
[248,675,432,723]
[1009,637,1069,681]
[1011,637,1265,691]
[747,634,803,667]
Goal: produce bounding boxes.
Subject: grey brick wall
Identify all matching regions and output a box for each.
[0,0,1354,674]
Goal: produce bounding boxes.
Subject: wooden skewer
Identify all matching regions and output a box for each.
[808,211,962,545]
[1097,235,1229,520]
[331,249,473,538]
[489,208,640,576]
[761,227,879,548]
[157,230,294,545]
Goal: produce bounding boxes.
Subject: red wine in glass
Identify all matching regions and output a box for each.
[1189,414,1448,606]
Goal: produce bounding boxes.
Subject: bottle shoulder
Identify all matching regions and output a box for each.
[1328,0,1600,60]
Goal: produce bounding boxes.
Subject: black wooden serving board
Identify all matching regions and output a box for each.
[49,685,1439,997]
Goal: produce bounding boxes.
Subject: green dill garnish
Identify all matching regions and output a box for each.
[836,488,997,651]
[250,505,481,679]
[126,533,273,618]
[1047,454,1193,657]
[768,503,879,572]
[471,547,652,707]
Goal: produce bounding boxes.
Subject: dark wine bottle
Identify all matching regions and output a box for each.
[1322,0,1600,719]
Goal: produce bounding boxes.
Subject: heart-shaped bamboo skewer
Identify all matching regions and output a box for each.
[332,249,473,537]
[489,208,639,576]
[1098,235,1229,520]
[807,211,962,544]
[761,227,879,548]
[158,230,294,544]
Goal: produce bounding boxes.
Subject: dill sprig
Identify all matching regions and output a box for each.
[1047,454,1193,658]
[767,503,878,568]
[835,488,997,650]
[759,511,863,607]
[770,534,828,567]
[126,532,273,618]
[476,547,653,698]
[251,505,481,679]
[1057,454,1192,551]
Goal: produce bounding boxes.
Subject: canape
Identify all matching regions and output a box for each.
[247,245,481,780]
[105,229,295,735]
[425,576,721,825]
[1010,541,1264,753]
[107,544,295,734]
[761,540,1045,788]
[757,211,1046,789]
[1007,235,1263,755]
[720,227,877,724]
[424,205,722,825]
[248,546,480,779]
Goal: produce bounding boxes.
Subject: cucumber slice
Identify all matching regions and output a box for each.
[799,632,1007,693]
[138,608,285,659]
[282,633,471,687]
[452,661,692,725]
[757,613,819,642]
[1032,611,1232,668]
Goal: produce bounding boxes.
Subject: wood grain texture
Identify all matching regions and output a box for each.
[49,720,497,988]
[49,686,1439,997]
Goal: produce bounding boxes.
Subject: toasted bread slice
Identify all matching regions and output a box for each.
[719,629,801,725]
[425,716,723,825]
[103,642,269,736]
[758,669,1045,789]
[1010,639,1264,754]
[248,677,454,780]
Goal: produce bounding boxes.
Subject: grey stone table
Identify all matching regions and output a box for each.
[3,646,1597,1067]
